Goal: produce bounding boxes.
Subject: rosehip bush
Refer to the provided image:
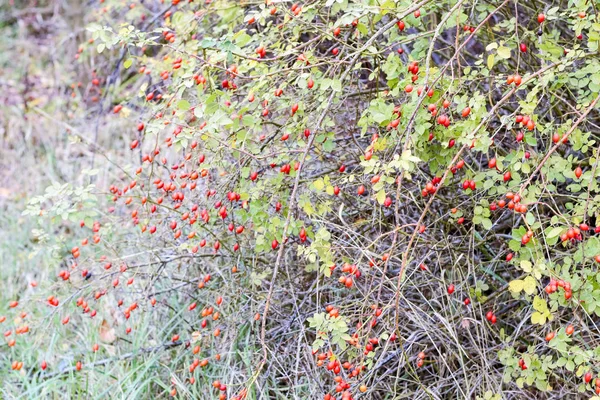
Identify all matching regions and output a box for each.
[3,0,600,398]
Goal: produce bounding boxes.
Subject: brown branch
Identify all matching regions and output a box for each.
[254,0,436,384]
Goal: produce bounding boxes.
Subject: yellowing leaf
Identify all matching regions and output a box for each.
[533,295,547,312]
[520,260,533,273]
[99,319,117,343]
[531,295,553,325]
[531,311,546,325]
[313,179,325,191]
[509,279,524,293]
[302,202,315,216]
[191,331,201,343]
[523,276,537,295]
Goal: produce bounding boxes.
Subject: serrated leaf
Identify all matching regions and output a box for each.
[523,276,537,295]
[520,260,533,273]
[531,311,546,325]
[509,279,524,293]
[313,179,325,191]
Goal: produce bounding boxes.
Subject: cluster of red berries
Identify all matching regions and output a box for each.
[421,176,442,197]
[10,361,24,371]
[316,352,365,400]
[417,351,425,368]
[364,336,380,355]
[506,74,523,86]
[486,311,498,324]
[404,62,426,94]
[552,132,569,144]
[515,114,536,131]
[385,106,402,129]
[425,99,450,121]
[221,77,238,90]
[416,351,426,368]
[47,295,59,307]
[323,389,353,400]
[560,225,586,244]
[192,72,207,86]
[450,159,465,174]
[325,305,340,318]
[338,263,360,288]
[545,278,572,300]
[490,191,527,214]
[161,29,176,43]
[436,113,451,127]
[299,227,307,243]
[520,230,534,245]
[583,372,600,394]
[75,296,97,318]
[462,179,476,191]
[5,316,29,348]
[211,380,227,400]
[289,3,302,16]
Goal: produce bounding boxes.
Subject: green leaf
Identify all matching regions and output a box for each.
[376,189,386,205]
[177,99,191,111]
[487,54,495,70]
[481,218,493,230]
[566,359,575,372]
[331,79,342,92]
[509,240,522,252]
[486,42,498,51]
[525,212,535,225]
[547,226,564,239]
[497,46,511,59]
[234,32,252,47]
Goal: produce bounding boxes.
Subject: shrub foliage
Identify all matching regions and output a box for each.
[4,0,600,398]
